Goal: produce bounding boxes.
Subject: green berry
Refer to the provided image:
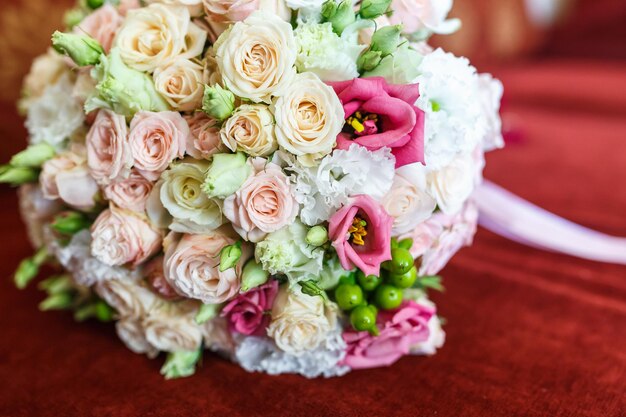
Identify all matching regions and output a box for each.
[86,0,104,9]
[334,284,364,311]
[374,284,403,310]
[356,270,382,292]
[350,305,377,331]
[389,266,417,289]
[390,247,414,275]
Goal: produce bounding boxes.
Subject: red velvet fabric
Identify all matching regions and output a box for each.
[1,60,624,416]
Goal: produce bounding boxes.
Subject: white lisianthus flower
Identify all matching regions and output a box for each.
[294,22,365,82]
[159,159,223,234]
[416,49,487,169]
[427,152,476,215]
[221,104,277,157]
[267,286,338,356]
[283,145,395,226]
[214,11,297,103]
[255,221,324,282]
[115,4,207,72]
[26,74,84,150]
[477,73,505,151]
[273,72,345,166]
[382,163,437,235]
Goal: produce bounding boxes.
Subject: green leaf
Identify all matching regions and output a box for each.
[160,349,202,380]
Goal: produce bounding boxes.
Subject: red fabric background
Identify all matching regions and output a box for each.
[1,1,626,416]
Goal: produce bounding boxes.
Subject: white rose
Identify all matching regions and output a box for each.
[143,302,204,352]
[427,153,475,215]
[159,159,223,233]
[273,72,344,166]
[214,11,297,103]
[115,4,207,72]
[382,163,437,235]
[221,104,277,157]
[154,58,207,111]
[267,286,337,355]
[95,279,162,319]
[116,318,159,358]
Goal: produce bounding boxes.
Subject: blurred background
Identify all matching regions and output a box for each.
[0,0,625,161]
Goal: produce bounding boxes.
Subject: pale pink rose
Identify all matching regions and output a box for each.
[40,147,99,211]
[399,200,479,276]
[184,112,223,159]
[388,0,460,35]
[202,0,260,23]
[18,184,64,247]
[342,300,435,370]
[104,170,153,212]
[163,228,250,303]
[145,255,181,300]
[118,0,141,15]
[91,205,162,267]
[75,5,123,53]
[128,111,189,181]
[223,159,298,242]
[87,109,132,185]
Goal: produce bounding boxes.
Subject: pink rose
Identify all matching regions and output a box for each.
[223,159,298,242]
[221,280,278,336]
[87,109,132,185]
[342,300,435,370]
[163,229,250,303]
[399,200,478,276]
[329,194,393,277]
[329,77,425,168]
[145,256,181,300]
[129,111,189,181]
[202,0,259,23]
[118,0,141,16]
[388,0,460,35]
[103,169,153,213]
[184,112,224,159]
[91,205,162,267]
[40,147,99,211]
[75,5,123,53]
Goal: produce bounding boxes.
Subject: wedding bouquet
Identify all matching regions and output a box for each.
[3,0,503,378]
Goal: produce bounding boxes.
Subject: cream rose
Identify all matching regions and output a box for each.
[153,58,206,111]
[159,159,223,233]
[221,104,277,157]
[273,72,344,166]
[267,286,337,355]
[95,278,161,319]
[91,205,162,267]
[75,4,123,53]
[184,112,223,159]
[203,0,259,23]
[87,109,132,185]
[223,159,298,242]
[202,53,222,86]
[144,0,204,16]
[214,11,297,103]
[163,229,248,303]
[129,111,189,181]
[143,302,204,352]
[115,4,207,72]
[382,164,437,235]
[40,147,99,210]
[116,318,159,358]
[104,170,154,212]
[427,153,475,215]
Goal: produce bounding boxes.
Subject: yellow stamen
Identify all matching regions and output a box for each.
[348,217,368,246]
[348,117,365,133]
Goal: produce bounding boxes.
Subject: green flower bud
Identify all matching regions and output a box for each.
[359,0,392,19]
[51,211,92,235]
[240,260,269,292]
[306,225,328,247]
[370,25,403,57]
[39,292,74,311]
[10,143,55,168]
[202,84,235,121]
[357,50,383,72]
[195,303,221,324]
[86,0,105,10]
[14,259,39,290]
[38,275,73,295]
[52,31,104,67]
[219,241,242,272]
[362,43,424,83]
[160,349,202,380]
[73,300,114,322]
[202,152,251,199]
[0,165,39,186]
[64,9,87,29]
[299,280,328,301]
[322,0,356,35]
[85,48,170,118]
